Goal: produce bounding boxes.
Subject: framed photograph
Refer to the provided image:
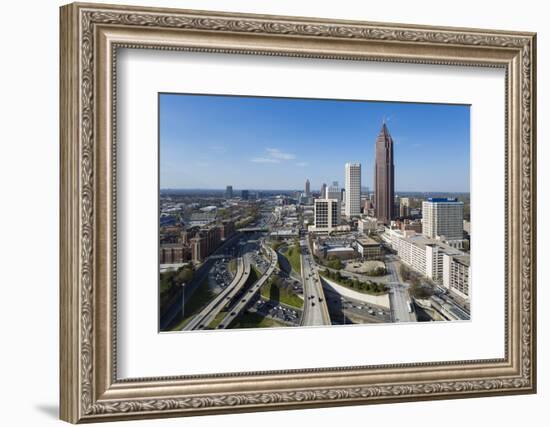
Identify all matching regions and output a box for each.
[60,2,537,423]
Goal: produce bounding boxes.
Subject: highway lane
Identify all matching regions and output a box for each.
[386,260,417,323]
[160,232,242,330]
[323,286,391,324]
[300,239,331,326]
[182,235,266,330]
[182,256,249,330]
[217,245,279,329]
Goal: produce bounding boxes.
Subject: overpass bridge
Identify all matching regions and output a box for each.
[239,227,269,233]
[182,257,251,330]
[217,245,278,329]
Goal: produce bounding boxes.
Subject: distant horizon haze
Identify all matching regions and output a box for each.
[160,187,470,194]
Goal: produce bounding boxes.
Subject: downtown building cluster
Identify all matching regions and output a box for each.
[383,197,470,302]
[306,122,471,302]
[309,122,397,233]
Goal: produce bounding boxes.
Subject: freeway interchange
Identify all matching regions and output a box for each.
[162,213,423,332]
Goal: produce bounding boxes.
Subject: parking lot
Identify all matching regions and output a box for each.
[208,258,235,291]
[253,299,302,325]
[250,250,270,274]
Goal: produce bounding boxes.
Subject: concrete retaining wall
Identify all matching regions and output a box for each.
[320,276,391,309]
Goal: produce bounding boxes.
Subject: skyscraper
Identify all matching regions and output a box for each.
[327,181,341,201]
[345,162,361,217]
[374,123,395,224]
[305,179,311,197]
[422,198,464,247]
[399,197,410,217]
[225,185,233,199]
[320,183,327,199]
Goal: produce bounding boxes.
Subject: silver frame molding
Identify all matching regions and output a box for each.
[60,2,537,423]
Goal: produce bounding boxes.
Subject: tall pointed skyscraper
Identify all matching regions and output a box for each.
[374,122,395,224]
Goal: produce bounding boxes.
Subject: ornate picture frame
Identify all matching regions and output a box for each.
[60,2,536,423]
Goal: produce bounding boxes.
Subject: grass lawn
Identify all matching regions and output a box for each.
[319,270,388,296]
[170,278,214,330]
[270,241,283,251]
[283,245,302,274]
[230,312,287,329]
[261,280,304,309]
[228,258,237,275]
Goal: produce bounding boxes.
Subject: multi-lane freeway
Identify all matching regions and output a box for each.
[299,239,331,326]
[160,233,243,330]
[182,256,251,330]
[217,245,279,329]
[386,259,417,323]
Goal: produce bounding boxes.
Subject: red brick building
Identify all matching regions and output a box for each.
[159,243,191,264]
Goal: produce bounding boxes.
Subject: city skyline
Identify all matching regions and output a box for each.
[160,93,470,191]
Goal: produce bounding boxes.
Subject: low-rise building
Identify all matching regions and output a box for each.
[396,218,422,233]
[325,246,356,259]
[357,217,378,234]
[356,237,382,259]
[159,243,191,264]
[189,212,217,227]
[313,237,357,260]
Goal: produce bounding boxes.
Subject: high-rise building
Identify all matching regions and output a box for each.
[311,198,340,233]
[305,179,311,197]
[443,254,471,301]
[327,181,341,201]
[241,190,249,200]
[225,185,233,199]
[399,197,410,217]
[320,183,327,199]
[345,163,361,217]
[422,198,464,247]
[374,123,395,224]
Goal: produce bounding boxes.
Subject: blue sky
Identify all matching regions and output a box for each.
[159,93,470,192]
